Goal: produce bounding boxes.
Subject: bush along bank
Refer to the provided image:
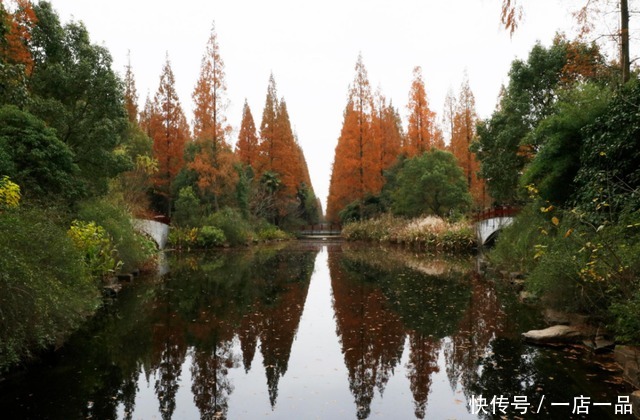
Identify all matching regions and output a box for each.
[488,200,640,345]
[0,195,157,374]
[168,207,291,250]
[341,214,476,253]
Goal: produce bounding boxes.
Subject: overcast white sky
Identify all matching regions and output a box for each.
[47,0,581,210]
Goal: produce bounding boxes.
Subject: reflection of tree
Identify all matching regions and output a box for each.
[149,294,188,420]
[329,249,406,419]
[191,340,238,420]
[406,333,441,419]
[119,370,139,420]
[258,252,314,408]
[154,334,187,420]
[444,274,505,393]
[238,308,261,372]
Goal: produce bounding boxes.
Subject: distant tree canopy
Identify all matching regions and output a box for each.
[391,150,471,218]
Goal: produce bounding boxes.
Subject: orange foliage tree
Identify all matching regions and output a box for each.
[449,75,487,207]
[372,90,403,182]
[236,99,260,168]
[405,66,443,156]
[327,54,388,221]
[0,0,36,75]
[255,74,316,222]
[189,22,237,211]
[149,54,190,215]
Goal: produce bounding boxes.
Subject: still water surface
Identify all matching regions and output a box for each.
[0,240,632,419]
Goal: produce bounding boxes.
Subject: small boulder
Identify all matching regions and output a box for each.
[522,325,587,345]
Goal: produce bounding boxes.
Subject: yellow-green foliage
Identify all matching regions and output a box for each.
[0,176,21,209]
[67,220,121,278]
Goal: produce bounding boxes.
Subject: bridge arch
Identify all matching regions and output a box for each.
[133,219,170,249]
[474,207,519,247]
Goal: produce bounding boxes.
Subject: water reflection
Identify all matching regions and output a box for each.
[329,244,473,419]
[0,241,631,419]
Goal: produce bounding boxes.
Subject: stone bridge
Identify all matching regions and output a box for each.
[474,207,519,247]
[298,223,342,238]
[133,219,170,249]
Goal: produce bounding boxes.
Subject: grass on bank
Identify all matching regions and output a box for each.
[341,214,475,253]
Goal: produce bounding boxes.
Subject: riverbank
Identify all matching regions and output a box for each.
[0,240,631,419]
[341,214,476,253]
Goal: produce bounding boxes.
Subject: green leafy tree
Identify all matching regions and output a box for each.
[0,105,79,198]
[574,80,640,218]
[391,150,471,217]
[472,37,605,204]
[28,2,130,195]
[521,83,611,204]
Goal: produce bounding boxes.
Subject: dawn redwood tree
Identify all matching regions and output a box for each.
[191,22,230,144]
[258,73,279,175]
[0,0,36,76]
[255,75,317,224]
[442,88,456,147]
[123,52,139,123]
[189,22,236,211]
[149,54,190,215]
[236,99,259,168]
[449,75,485,207]
[273,98,302,195]
[0,0,36,106]
[405,66,443,156]
[372,90,403,181]
[327,54,381,221]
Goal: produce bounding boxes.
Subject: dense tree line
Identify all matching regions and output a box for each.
[326,55,485,222]
[475,33,640,342]
[0,0,318,371]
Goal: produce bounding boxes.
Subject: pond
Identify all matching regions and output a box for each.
[0,240,633,419]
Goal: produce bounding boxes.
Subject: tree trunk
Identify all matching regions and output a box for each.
[621,0,630,83]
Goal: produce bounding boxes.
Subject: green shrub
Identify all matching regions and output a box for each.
[610,290,640,343]
[67,220,120,278]
[206,207,253,246]
[0,208,100,371]
[173,186,202,227]
[0,175,21,209]
[489,202,549,273]
[77,198,155,272]
[197,225,226,248]
[256,224,289,241]
[168,226,199,249]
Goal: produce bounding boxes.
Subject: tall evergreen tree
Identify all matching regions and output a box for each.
[236,99,259,168]
[189,22,236,211]
[450,74,485,206]
[123,52,139,124]
[327,54,382,221]
[406,66,442,156]
[149,54,190,214]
